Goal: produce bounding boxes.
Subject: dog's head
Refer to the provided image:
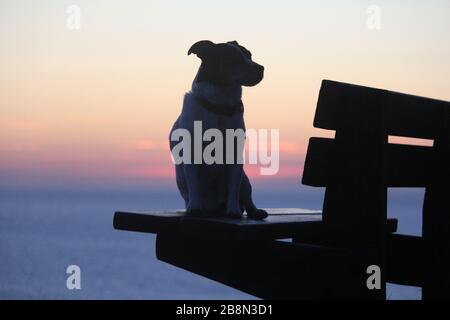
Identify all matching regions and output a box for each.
[188,40,264,87]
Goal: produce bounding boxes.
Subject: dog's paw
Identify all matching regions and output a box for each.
[247,208,268,220]
[226,205,243,219]
[186,201,203,216]
[186,208,204,216]
[226,210,243,219]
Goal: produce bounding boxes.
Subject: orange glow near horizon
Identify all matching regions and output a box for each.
[1,0,449,189]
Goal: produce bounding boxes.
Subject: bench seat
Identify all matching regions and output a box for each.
[113,208,398,241]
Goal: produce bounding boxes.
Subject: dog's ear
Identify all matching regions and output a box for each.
[188,40,215,60]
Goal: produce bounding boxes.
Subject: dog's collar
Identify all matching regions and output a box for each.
[195,95,244,116]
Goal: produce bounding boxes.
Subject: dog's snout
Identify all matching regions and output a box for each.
[256,64,264,79]
[256,64,264,78]
[240,63,264,87]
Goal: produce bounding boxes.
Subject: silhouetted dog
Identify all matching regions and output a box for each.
[170,40,268,219]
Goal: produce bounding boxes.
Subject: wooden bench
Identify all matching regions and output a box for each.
[113,79,449,299]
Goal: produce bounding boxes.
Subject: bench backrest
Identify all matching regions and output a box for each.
[302,80,450,298]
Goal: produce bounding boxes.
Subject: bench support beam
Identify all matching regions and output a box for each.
[156,232,384,299]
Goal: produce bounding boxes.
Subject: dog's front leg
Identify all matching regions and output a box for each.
[183,164,203,215]
[226,164,243,218]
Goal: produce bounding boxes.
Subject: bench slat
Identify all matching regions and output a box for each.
[114,209,321,240]
[114,209,397,240]
[315,80,449,139]
[303,137,433,187]
[113,211,186,234]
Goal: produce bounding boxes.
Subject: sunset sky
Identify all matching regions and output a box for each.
[1,0,449,190]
